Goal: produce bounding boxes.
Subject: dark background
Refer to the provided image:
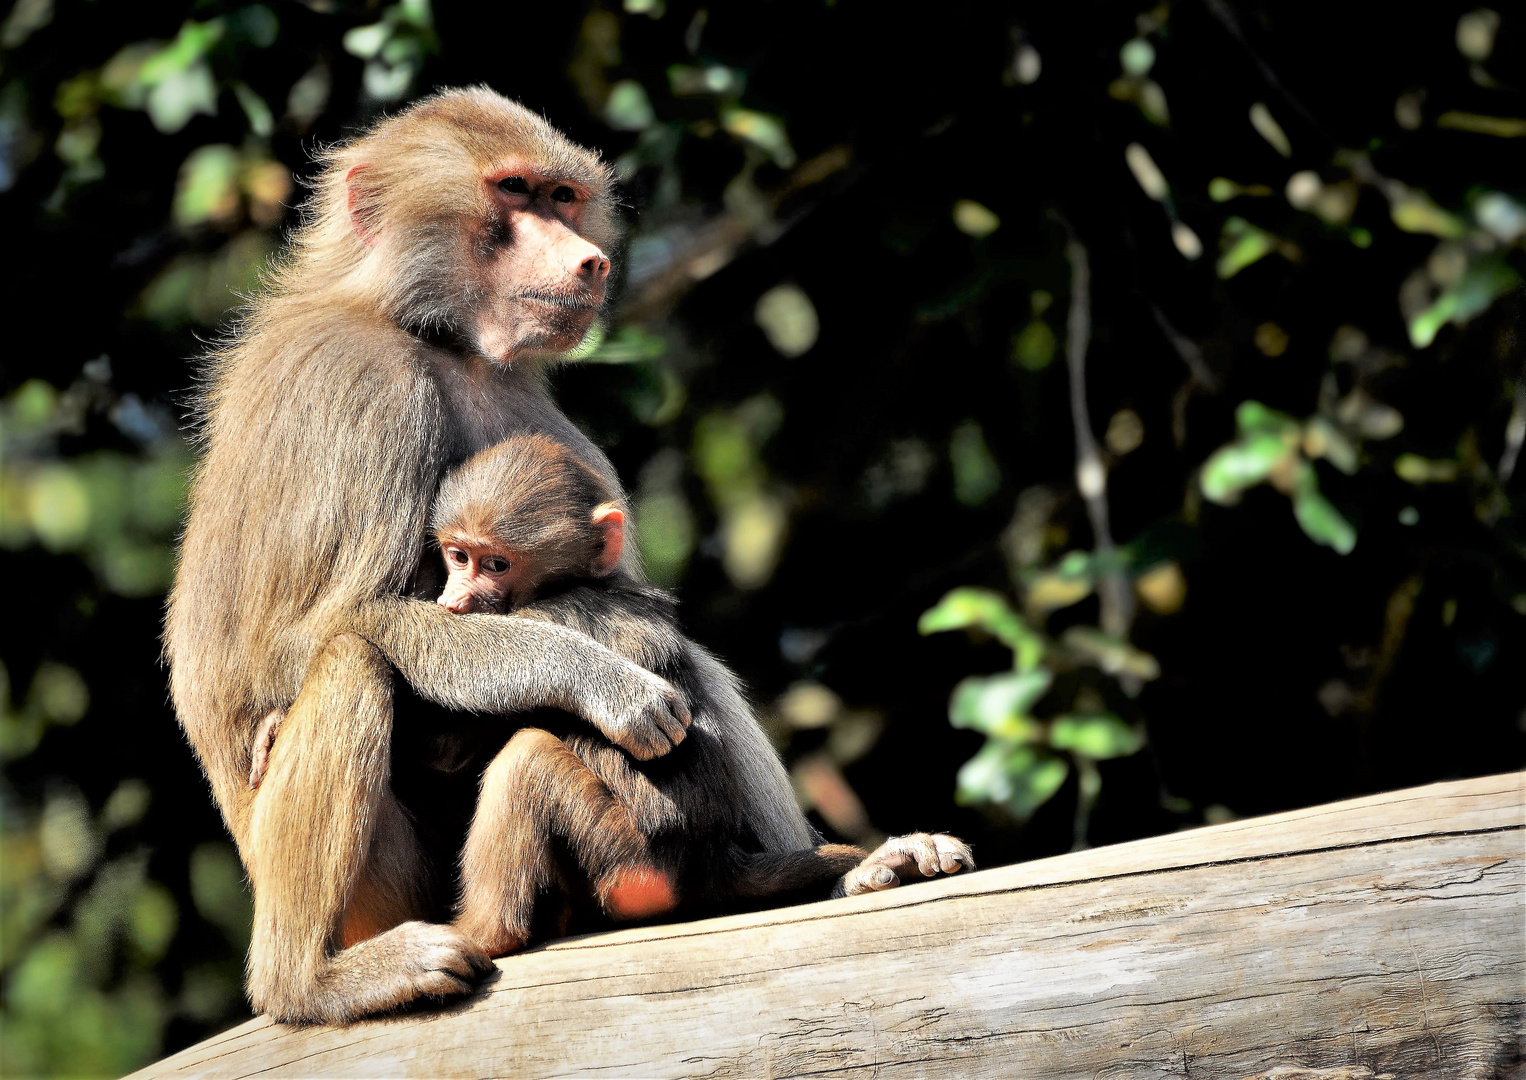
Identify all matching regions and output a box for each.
[2,1,1522,1074]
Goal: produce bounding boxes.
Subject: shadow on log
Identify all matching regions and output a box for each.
[132,773,1525,1079]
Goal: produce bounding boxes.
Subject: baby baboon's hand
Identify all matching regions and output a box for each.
[833,833,975,898]
[587,658,691,760]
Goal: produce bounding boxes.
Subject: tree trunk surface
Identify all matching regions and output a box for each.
[131,772,1525,1080]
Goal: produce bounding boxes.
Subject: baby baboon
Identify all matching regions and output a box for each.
[437,433,974,953]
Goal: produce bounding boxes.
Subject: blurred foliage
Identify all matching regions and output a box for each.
[2,0,1524,1074]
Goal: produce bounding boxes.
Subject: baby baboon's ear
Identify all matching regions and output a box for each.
[591,503,625,576]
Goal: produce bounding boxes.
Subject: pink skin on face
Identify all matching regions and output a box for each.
[437,544,515,614]
[475,165,610,360]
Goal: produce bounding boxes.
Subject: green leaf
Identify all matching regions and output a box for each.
[1011,319,1056,371]
[1235,400,1299,437]
[1290,463,1356,553]
[919,587,1044,670]
[1060,627,1161,680]
[1199,433,1294,503]
[1216,217,1276,278]
[1394,453,1459,484]
[956,742,1069,820]
[137,20,225,85]
[948,670,1051,740]
[721,107,796,167]
[343,22,390,59]
[1408,258,1521,348]
[173,145,239,227]
[605,80,655,131]
[1050,713,1144,759]
[1390,192,1466,237]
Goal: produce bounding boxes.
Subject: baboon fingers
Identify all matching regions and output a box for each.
[834,832,975,897]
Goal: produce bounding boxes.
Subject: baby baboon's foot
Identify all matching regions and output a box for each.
[833,833,974,898]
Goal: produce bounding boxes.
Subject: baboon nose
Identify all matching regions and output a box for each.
[579,252,610,283]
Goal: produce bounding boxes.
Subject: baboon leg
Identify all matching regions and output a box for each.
[456,728,674,955]
[728,844,870,899]
[245,633,491,1024]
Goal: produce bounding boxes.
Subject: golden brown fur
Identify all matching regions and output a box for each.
[165,87,969,1025]
[165,89,700,1023]
[434,434,975,955]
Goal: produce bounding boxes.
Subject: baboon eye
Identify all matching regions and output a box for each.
[482,556,511,574]
[498,176,530,194]
[448,548,468,566]
[550,185,576,203]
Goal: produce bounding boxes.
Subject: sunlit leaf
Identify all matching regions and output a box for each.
[1394,453,1459,483]
[1408,258,1520,348]
[1199,433,1293,503]
[1235,400,1299,437]
[232,83,273,137]
[29,662,88,724]
[721,492,787,589]
[722,106,796,167]
[949,420,1001,505]
[1119,38,1155,76]
[919,587,1045,671]
[343,22,390,59]
[1217,217,1276,278]
[949,670,1051,739]
[754,284,819,357]
[1474,192,1525,243]
[1049,713,1144,759]
[39,789,100,883]
[1134,560,1186,615]
[952,199,1000,237]
[100,780,151,832]
[1012,316,1055,370]
[1125,142,1168,201]
[127,882,178,963]
[173,145,240,227]
[605,79,655,131]
[26,465,90,549]
[955,742,1069,819]
[1390,192,1466,238]
[137,20,224,86]
[145,62,218,134]
[1026,571,1092,612]
[1436,112,1526,138]
[1249,102,1291,157]
[1290,462,1356,553]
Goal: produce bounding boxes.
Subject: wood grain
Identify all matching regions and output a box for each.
[132,772,1525,1080]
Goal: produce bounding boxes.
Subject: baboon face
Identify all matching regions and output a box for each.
[471,166,612,361]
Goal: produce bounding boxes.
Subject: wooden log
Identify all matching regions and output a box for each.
[133,772,1525,1080]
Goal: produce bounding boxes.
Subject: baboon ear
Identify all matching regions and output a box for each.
[345,164,379,245]
[590,503,625,576]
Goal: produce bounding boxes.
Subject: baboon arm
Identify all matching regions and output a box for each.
[347,596,692,760]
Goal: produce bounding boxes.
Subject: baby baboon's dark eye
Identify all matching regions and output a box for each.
[483,556,511,574]
[448,548,468,566]
[550,185,576,203]
[499,176,530,194]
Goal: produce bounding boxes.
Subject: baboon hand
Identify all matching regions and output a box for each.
[832,833,975,898]
[587,659,691,760]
